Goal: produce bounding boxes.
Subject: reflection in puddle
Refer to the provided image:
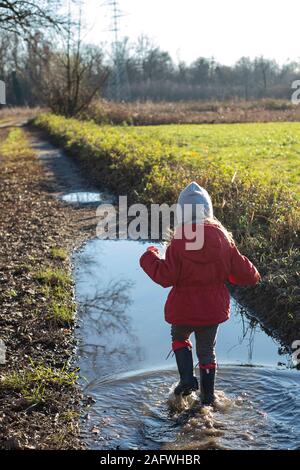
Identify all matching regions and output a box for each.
[61,191,114,204]
[77,277,143,373]
[74,239,300,450]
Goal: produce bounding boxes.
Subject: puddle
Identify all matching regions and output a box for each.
[61,191,114,205]
[74,239,300,450]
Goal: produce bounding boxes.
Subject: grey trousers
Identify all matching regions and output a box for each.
[171,324,219,365]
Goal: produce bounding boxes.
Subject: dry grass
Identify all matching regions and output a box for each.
[0,106,46,125]
[82,99,300,126]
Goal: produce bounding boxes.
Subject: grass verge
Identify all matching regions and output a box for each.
[1,361,78,406]
[0,127,83,449]
[34,267,75,326]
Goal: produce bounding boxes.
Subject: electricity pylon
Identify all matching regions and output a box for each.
[104,0,130,101]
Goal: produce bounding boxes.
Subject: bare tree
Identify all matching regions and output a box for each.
[37,4,109,115]
[236,57,253,100]
[0,1,65,35]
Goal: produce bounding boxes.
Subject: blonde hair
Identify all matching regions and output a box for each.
[204,217,234,245]
[165,217,234,246]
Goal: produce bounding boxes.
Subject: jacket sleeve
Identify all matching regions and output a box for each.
[228,244,261,286]
[139,242,179,288]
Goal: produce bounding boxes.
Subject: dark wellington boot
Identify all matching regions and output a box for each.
[174,347,199,396]
[200,367,216,406]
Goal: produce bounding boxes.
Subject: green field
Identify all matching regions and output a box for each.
[35,114,300,194]
[34,114,299,216]
[120,122,300,191]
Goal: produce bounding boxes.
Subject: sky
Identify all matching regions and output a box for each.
[81,0,300,65]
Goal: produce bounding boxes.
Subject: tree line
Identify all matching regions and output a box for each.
[112,36,299,102]
[0,1,299,114]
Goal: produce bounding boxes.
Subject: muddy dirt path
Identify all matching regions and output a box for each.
[26,126,107,242]
[0,120,108,449]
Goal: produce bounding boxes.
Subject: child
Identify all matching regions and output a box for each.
[140,182,261,406]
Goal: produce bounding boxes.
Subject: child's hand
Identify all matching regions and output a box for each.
[147,246,160,254]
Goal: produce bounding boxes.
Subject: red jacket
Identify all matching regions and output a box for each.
[140,223,261,326]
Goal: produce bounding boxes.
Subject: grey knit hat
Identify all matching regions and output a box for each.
[177,181,213,223]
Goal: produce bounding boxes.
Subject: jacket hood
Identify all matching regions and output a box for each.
[173,223,230,264]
